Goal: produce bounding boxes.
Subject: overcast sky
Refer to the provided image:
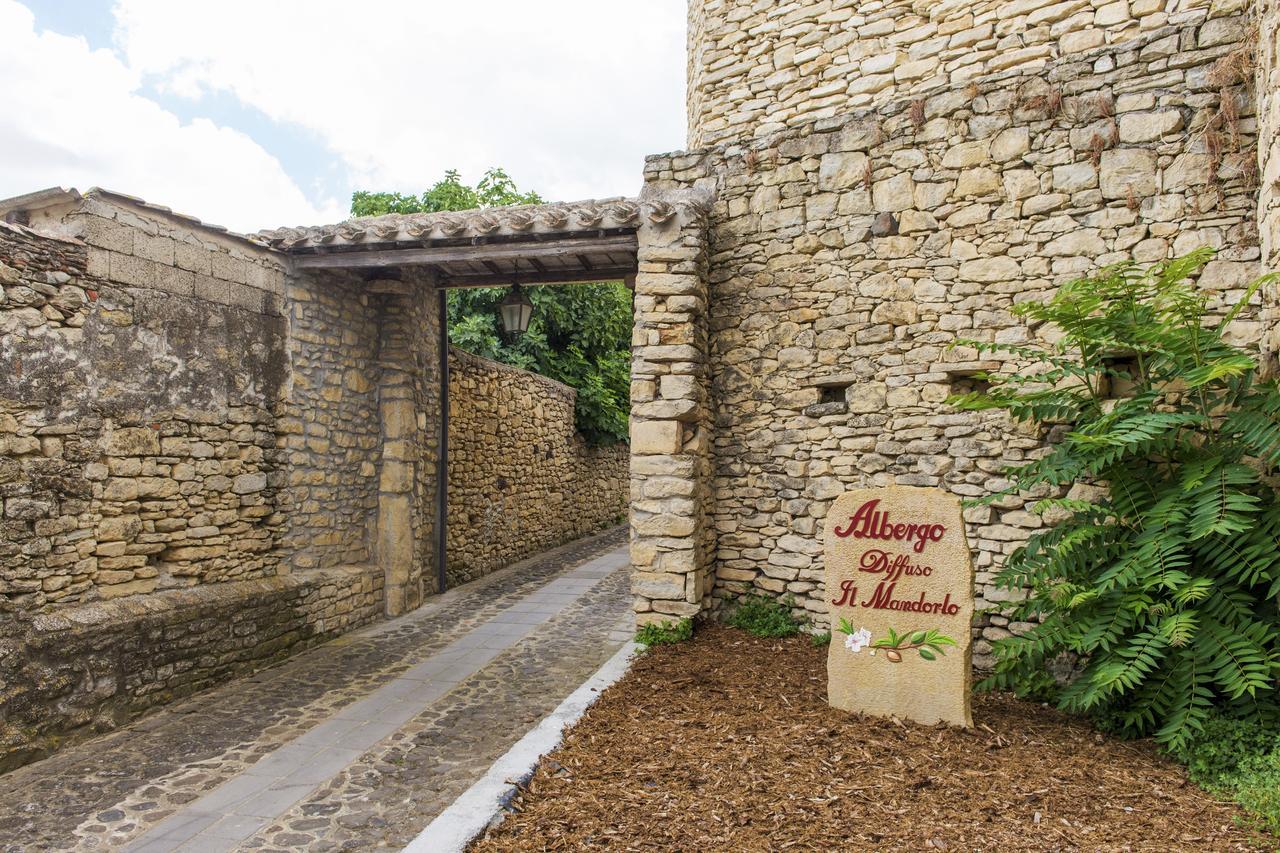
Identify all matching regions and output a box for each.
[0,0,687,232]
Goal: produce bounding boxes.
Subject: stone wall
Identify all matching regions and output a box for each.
[1256,0,1280,371]
[446,347,627,585]
[1,196,292,607]
[0,564,381,772]
[629,190,718,626]
[687,0,1231,148]
[653,10,1262,662]
[0,191,441,769]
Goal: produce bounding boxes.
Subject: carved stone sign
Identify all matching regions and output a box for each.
[824,486,973,727]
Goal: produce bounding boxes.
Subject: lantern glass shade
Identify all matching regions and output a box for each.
[499,284,534,336]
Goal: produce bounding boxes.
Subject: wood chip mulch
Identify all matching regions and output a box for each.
[472,623,1274,852]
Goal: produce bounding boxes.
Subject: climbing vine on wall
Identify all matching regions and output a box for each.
[351,169,631,445]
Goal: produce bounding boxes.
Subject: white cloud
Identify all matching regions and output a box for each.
[111,0,688,212]
[0,1,345,232]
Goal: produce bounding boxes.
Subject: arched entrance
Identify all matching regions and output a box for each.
[268,189,715,624]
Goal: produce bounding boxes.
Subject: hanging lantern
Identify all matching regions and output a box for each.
[498,283,533,337]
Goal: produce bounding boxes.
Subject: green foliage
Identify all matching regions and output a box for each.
[350,169,631,445]
[810,631,832,647]
[953,249,1280,752]
[636,618,693,648]
[351,168,542,217]
[1175,715,1280,837]
[446,281,631,444]
[727,594,807,638]
[1175,715,1280,790]
[1235,754,1280,837]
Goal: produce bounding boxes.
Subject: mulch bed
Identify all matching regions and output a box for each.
[472,623,1273,851]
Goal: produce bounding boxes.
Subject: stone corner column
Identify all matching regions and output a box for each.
[374,274,435,616]
[630,188,716,627]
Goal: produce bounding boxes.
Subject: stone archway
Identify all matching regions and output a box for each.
[263,189,717,624]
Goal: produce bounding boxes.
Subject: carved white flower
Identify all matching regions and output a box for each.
[844,627,873,653]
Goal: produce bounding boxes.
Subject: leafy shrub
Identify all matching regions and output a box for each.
[635,618,693,647]
[1175,715,1280,836]
[952,249,1280,751]
[727,594,806,638]
[1174,715,1280,790]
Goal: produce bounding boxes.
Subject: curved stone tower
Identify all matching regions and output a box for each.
[687,0,1219,149]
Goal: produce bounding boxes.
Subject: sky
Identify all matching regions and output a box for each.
[0,0,687,233]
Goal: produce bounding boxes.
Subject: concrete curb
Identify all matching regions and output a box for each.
[402,640,641,852]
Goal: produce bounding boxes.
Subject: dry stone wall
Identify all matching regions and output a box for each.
[278,270,382,572]
[655,9,1262,664]
[1,199,292,606]
[687,0,1232,148]
[0,194,427,769]
[1257,0,1280,369]
[446,347,627,585]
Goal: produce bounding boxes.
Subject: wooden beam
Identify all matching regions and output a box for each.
[293,234,638,270]
[481,260,504,276]
[528,257,548,274]
[437,265,635,290]
[575,253,594,270]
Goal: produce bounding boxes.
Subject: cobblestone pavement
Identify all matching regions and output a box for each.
[0,527,631,852]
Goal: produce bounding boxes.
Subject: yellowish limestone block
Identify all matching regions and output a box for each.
[825,487,974,727]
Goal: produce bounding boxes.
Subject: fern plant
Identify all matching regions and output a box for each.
[950,248,1280,751]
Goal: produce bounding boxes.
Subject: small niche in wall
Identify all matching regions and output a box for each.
[940,361,1001,399]
[804,374,856,417]
[1099,354,1143,399]
[949,374,992,397]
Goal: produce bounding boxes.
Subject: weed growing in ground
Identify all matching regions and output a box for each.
[810,632,831,647]
[635,618,693,648]
[727,594,806,638]
[1174,715,1280,836]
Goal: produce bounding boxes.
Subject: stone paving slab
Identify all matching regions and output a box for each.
[241,570,634,851]
[0,527,629,852]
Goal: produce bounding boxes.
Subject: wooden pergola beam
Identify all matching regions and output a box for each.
[292,234,638,270]
[436,265,635,290]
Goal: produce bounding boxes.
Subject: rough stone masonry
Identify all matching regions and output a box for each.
[0,189,627,771]
[5,0,1280,773]
[628,0,1280,663]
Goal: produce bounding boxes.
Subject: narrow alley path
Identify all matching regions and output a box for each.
[0,527,632,852]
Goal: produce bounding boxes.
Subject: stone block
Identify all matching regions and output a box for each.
[211,252,248,284]
[108,427,160,455]
[958,256,1020,282]
[96,515,141,542]
[133,233,175,265]
[1052,161,1096,192]
[1118,111,1183,143]
[78,215,134,253]
[632,571,687,600]
[174,241,213,275]
[631,420,681,455]
[872,173,915,211]
[232,473,267,494]
[108,252,157,288]
[817,152,869,190]
[1100,149,1157,199]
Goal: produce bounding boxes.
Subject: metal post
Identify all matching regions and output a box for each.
[436,286,449,595]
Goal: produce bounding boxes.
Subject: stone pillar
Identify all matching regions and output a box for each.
[1256,0,1280,373]
[629,188,715,626]
[373,271,437,616]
